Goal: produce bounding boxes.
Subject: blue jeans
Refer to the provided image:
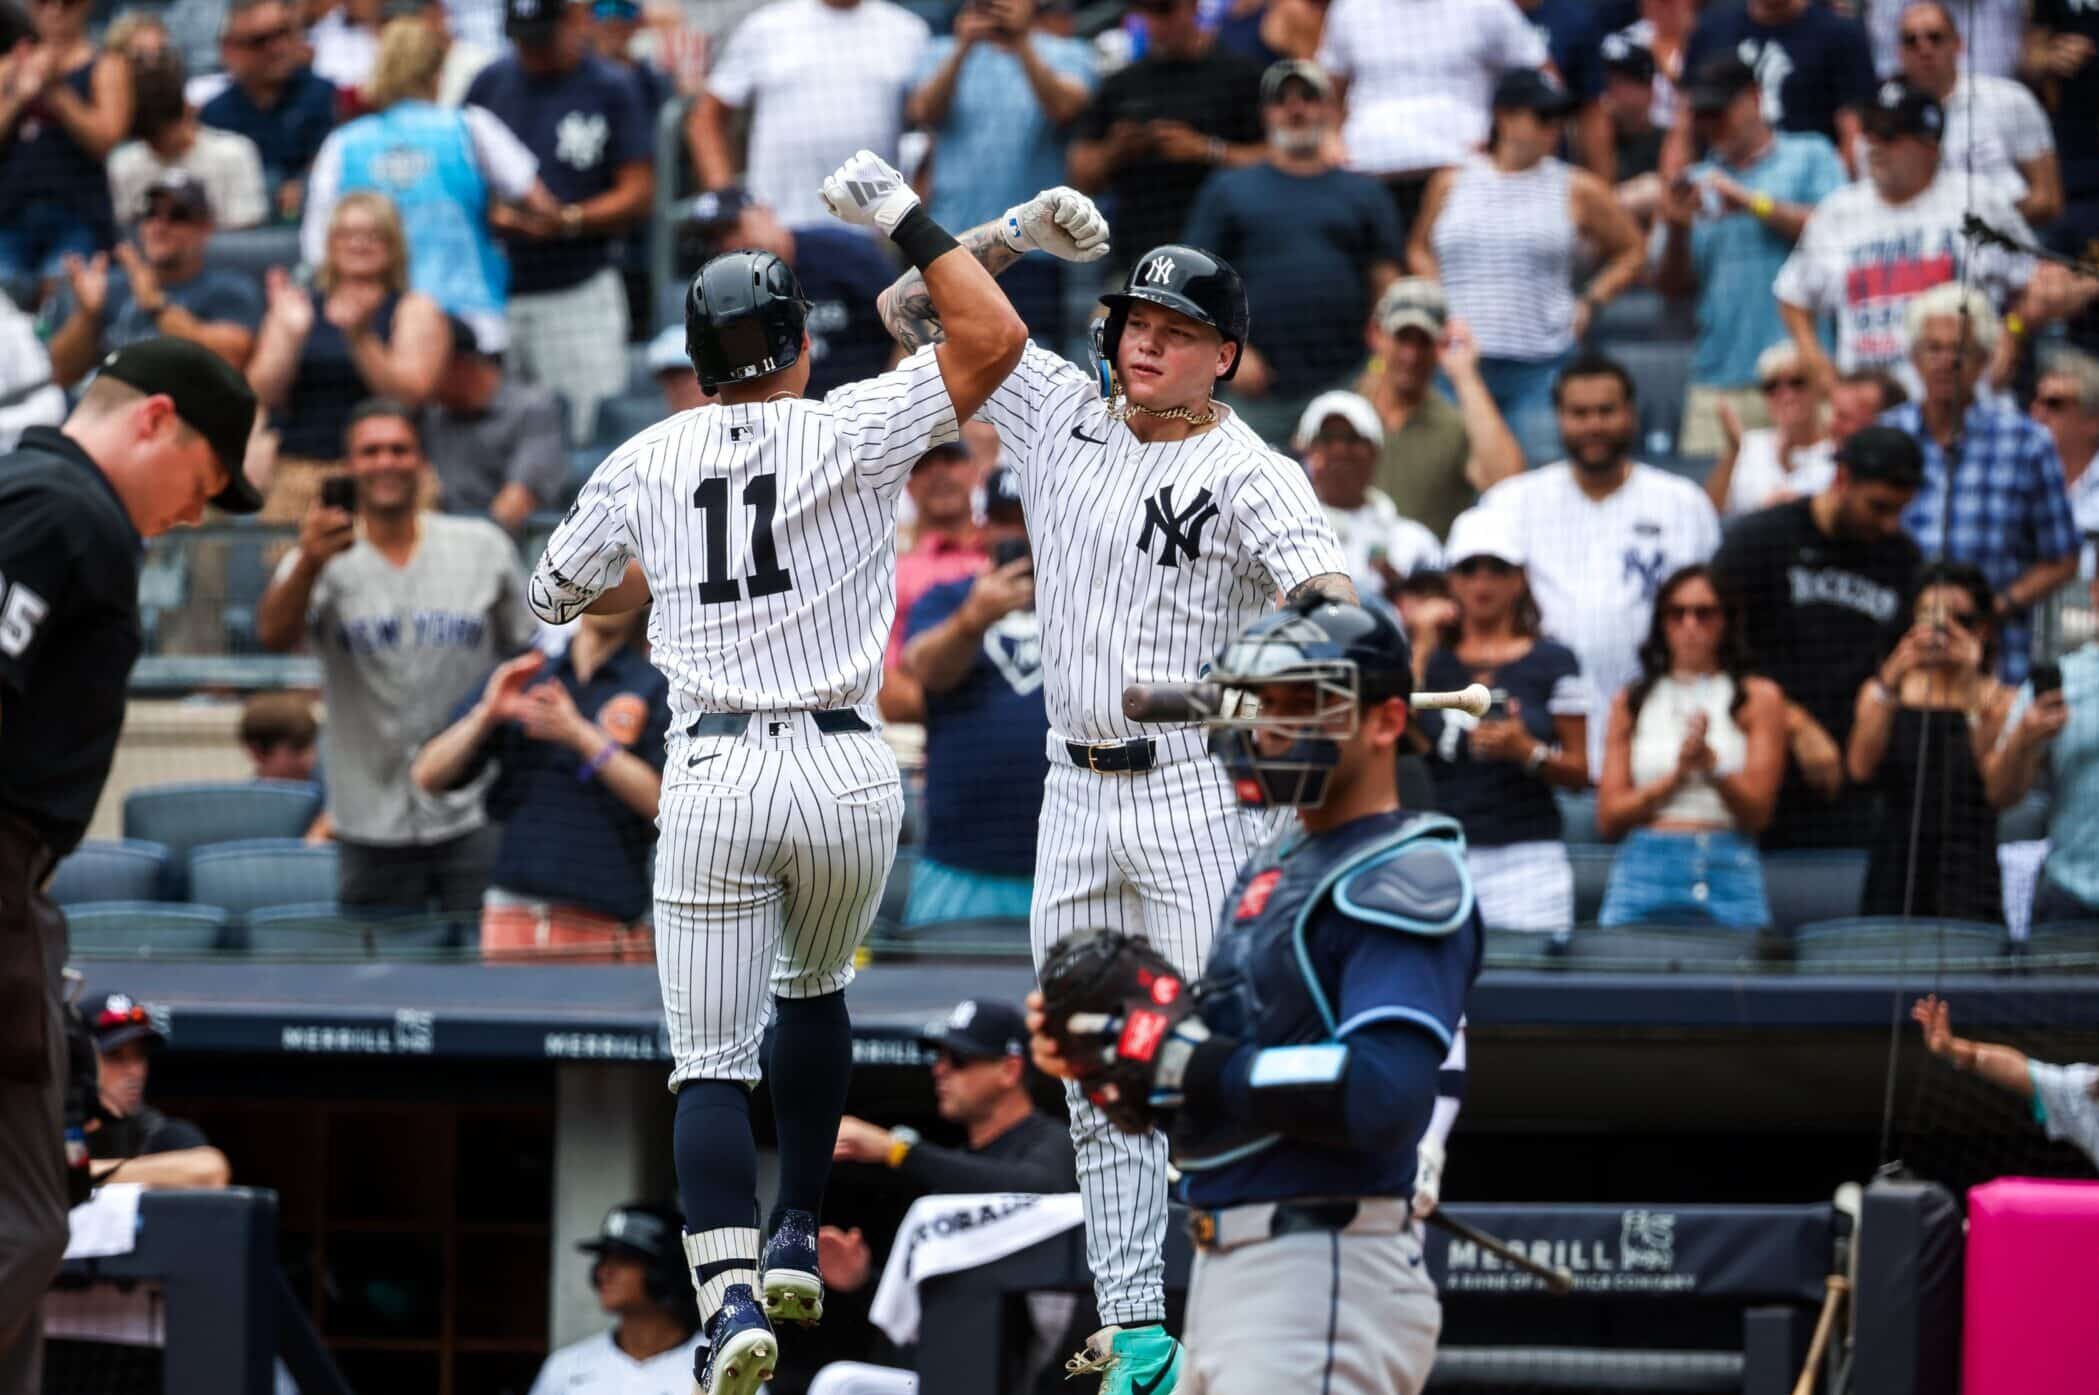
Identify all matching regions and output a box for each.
[1599,828,1771,930]
[903,855,1034,928]
[1473,351,1570,469]
[0,203,105,286]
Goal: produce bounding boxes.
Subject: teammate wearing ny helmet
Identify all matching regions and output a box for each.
[530,153,1107,1395]
[876,239,1350,1392]
[527,1203,702,1395]
[1029,599,1482,1395]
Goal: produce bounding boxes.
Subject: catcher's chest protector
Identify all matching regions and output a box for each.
[1175,813,1466,1170]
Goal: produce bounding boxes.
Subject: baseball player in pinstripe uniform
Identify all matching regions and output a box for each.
[528,152,1107,1395]
[875,237,1354,1392]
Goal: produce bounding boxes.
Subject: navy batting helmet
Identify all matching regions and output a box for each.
[579,1202,696,1323]
[685,249,810,393]
[1095,245,1250,386]
[1204,597,1413,808]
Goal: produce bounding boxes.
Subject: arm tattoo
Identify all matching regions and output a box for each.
[1284,572,1359,607]
[875,221,1023,352]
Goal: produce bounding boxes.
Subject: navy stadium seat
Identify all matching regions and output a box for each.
[1612,341,1693,458]
[46,840,170,907]
[1791,917,2010,971]
[594,391,667,452]
[1997,789,2051,843]
[1570,845,1616,925]
[245,903,370,955]
[1562,925,1757,971]
[62,902,231,955]
[1556,790,1600,846]
[1761,850,1871,934]
[188,838,339,920]
[200,225,300,287]
[122,780,323,897]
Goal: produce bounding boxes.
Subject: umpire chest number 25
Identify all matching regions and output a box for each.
[692,472,795,605]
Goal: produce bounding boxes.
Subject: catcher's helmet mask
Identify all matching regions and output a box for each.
[1205,599,1413,808]
[1092,244,1251,410]
[685,248,811,393]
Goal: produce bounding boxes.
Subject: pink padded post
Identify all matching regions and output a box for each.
[1964,1177,2099,1395]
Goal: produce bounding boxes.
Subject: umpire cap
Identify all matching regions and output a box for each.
[95,338,263,512]
[1097,244,1250,382]
[684,249,810,393]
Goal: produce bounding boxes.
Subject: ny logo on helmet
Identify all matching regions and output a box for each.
[1136,485,1220,569]
[1142,255,1178,286]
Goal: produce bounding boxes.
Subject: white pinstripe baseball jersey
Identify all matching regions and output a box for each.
[528,347,959,715]
[974,345,1346,742]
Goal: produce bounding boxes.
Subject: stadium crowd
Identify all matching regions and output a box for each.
[5,0,2099,950]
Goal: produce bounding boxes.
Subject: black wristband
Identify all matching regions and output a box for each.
[890,205,960,273]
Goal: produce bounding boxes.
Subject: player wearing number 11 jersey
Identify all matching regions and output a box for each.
[527,153,1106,1395]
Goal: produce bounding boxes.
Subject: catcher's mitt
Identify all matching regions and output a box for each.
[1037,929,1200,1133]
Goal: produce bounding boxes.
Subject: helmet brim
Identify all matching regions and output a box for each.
[1098,288,1223,332]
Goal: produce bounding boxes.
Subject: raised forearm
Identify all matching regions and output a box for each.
[257,552,323,652]
[48,308,102,387]
[906,42,972,127]
[1016,40,1089,125]
[1283,573,1357,606]
[903,607,992,693]
[875,220,1025,351]
[245,318,305,409]
[1450,369,1524,487]
[157,307,254,369]
[413,704,499,792]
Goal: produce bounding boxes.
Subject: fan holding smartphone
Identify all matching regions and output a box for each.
[895,467,1050,930]
[1987,607,2099,925]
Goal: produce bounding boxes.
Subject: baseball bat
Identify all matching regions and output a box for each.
[1789,1274,1849,1395]
[1120,682,1494,723]
[1425,1209,1576,1295]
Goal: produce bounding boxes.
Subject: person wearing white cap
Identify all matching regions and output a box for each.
[646,324,711,414]
[1410,506,1593,932]
[1354,278,1522,539]
[1295,390,1442,602]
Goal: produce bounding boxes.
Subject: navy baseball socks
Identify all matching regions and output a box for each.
[673,1081,774,1394]
[759,991,851,1325]
[1068,1324,1185,1395]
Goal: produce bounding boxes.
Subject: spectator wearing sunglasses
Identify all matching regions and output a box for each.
[1893,0,2059,228]
[1412,507,1592,934]
[46,171,263,388]
[584,0,668,112]
[199,0,339,220]
[0,0,134,290]
[1702,341,1836,517]
[1597,564,1787,930]
[1848,562,2016,922]
[2028,349,2099,579]
[81,992,232,1190]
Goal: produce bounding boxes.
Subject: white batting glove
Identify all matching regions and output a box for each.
[820,150,920,237]
[999,187,1111,263]
[1411,1139,1444,1219]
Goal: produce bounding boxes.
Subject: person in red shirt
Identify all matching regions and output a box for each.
[880,433,996,721]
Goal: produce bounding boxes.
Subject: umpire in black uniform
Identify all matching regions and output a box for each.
[0,338,260,1395]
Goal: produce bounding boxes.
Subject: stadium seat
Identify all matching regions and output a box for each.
[61,901,231,955]
[244,903,369,956]
[1791,917,2010,971]
[1562,926,1758,972]
[122,780,324,897]
[2023,923,2099,962]
[878,916,1029,956]
[1570,845,1616,924]
[1761,850,1871,933]
[45,840,170,907]
[189,838,339,920]
[1997,789,2051,843]
[1612,342,1693,458]
[877,849,916,930]
[594,390,667,452]
[1484,927,1566,969]
[1556,790,1601,845]
[200,225,300,286]
[1589,288,1693,343]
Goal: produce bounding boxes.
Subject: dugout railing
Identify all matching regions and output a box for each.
[910,1202,1840,1395]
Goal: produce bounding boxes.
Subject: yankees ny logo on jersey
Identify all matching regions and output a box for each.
[1136,485,1220,569]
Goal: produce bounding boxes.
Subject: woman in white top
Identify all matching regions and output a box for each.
[1703,342,1838,517]
[1596,565,1788,929]
[1408,69,1644,470]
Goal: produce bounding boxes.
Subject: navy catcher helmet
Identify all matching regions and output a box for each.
[1204,597,1413,808]
[1094,244,1250,387]
[578,1201,697,1322]
[685,249,810,393]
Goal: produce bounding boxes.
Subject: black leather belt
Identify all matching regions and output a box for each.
[1189,1200,1364,1251]
[687,710,872,738]
[1063,737,1156,774]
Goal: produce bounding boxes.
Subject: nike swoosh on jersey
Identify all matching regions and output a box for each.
[686,752,721,768]
[1070,425,1108,445]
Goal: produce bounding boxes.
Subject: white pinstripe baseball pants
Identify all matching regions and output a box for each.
[1030,737,1275,1327]
[656,712,902,1088]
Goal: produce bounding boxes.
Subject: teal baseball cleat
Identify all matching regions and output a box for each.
[1064,1324,1184,1395]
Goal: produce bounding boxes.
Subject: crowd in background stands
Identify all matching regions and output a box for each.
[4,0,2099,945]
